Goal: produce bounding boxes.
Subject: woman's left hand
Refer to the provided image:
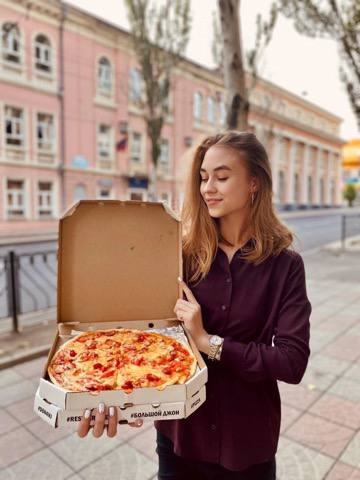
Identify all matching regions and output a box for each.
[174,277,209,349]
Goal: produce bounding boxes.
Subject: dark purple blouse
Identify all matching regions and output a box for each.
[154,240,312,471]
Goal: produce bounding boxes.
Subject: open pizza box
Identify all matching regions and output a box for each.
[35,200,208,425]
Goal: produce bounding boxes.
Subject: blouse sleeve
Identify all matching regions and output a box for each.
[219,253,311,384]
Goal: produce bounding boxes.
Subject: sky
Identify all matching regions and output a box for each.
[66,0,359,141]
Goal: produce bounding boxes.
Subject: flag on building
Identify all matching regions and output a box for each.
[116,134,128,151]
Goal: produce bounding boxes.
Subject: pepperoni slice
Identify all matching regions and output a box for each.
[86,341,97,350]
[103,330,117,336]
[121,380,133,390]
[162,367,174,375]
[133,357,145,366]
[76,336,89,343]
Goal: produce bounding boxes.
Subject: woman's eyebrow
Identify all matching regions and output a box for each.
[200,165,232,173]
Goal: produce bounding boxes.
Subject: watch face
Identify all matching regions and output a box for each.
[210,335,222,346]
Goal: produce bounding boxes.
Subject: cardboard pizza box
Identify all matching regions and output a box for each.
[36,200,208,415]
[34,385,206,428]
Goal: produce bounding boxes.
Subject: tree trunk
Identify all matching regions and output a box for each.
[218,0,249,130]
[148,162,158,201]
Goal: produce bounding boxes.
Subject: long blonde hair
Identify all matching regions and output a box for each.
[181,131,294,284]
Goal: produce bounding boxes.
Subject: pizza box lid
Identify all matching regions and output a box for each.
[57,200,182,324]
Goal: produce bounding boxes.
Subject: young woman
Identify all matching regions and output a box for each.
[77,131,311,480]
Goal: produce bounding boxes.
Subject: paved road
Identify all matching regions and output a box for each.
[1,211,360,320]
[284,214,350,253]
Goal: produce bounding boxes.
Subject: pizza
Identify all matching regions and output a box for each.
[48,328,197,393]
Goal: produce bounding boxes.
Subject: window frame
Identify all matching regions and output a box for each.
[97,56,112,95]
[130,131,143,165]
[36,112,55,152]
[34,34,52,73]
[97,123,113,160]
[129,67,143,103]
[5,178,27,219]
[1,22,22,66]
[5,105,25,149]
[37,180,55,218]
[193,92,203,121]
[207,96,216,124]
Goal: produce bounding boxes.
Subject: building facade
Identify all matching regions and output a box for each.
[0,0,344,236]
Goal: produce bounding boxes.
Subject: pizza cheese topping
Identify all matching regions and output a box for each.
[48,328,197,393]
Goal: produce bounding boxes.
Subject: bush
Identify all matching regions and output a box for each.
[343,184,357,207]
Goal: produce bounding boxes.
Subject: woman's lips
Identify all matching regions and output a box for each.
[206,199,223,206]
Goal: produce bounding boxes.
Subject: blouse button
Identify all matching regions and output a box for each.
[211,424,217,431]
[226,277,231,283]
[221,305,227,311]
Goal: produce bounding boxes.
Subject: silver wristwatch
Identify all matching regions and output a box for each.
[208,335,224,361]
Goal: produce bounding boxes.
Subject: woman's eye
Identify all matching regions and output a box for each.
[200,178,228,182]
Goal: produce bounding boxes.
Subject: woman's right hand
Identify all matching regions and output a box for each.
[77,402,144,438]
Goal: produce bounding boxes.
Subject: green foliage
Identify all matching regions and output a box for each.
[343,183,357,206]
[125,0,191,174]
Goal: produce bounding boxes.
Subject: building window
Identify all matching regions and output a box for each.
[129,68,142,102]
[2,23,21,64]
[219,100,226,126]
[130,132,142,164]
[73,184,87,202]
[34,34,52,73]
[159,138,170,172]
[129,191,145,201]
[98,56,112,94]
[97,188,112,199]
[6,179,25,218]
[193,92,203,121]
[97,124,112,159]
[130,68,142,102]
[38,181,54,217]
[207,97,215,124]
[37,113,54,151]
[5,106,24,147]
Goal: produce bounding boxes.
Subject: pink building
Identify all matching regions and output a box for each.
[0,0,344,236]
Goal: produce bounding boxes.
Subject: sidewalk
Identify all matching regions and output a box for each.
[0,248,359,479]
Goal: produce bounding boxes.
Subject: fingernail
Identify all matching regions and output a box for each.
[177,276,182,282]
[84,409,91,419]
[98,402,105,414]
[109,406,115,417]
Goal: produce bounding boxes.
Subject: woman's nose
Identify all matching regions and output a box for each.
[203,179,217,193]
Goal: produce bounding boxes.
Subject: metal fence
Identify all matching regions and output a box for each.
[341,213,360,250]
[0,249,57,332]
